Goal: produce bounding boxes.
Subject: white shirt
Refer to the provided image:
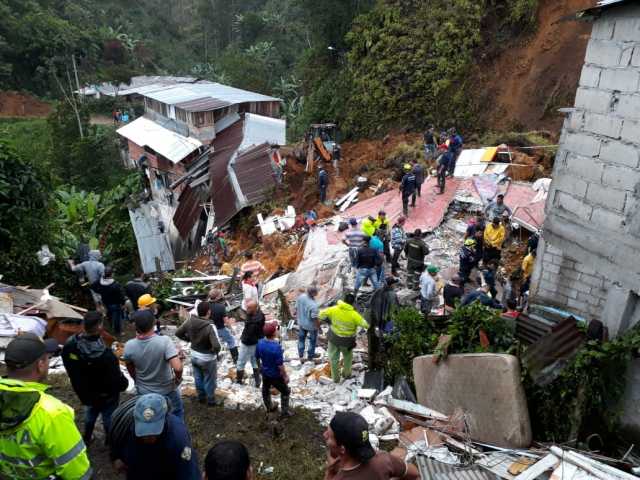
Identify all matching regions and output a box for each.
[420,272,437,301]
[242,282,259,310]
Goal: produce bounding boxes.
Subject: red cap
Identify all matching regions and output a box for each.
[263,322,277,337]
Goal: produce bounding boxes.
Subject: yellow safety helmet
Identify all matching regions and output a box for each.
[464,238,476,247]
[138,293,157,308]
[403,163,412,171]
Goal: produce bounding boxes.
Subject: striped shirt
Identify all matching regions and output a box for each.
[241,260,266,276]
[344,227,366,248]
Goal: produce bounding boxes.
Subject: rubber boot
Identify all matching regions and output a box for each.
[230,347,239,364]
[236,370,244,384]
[253,371,262,388]
[280,395,295,418]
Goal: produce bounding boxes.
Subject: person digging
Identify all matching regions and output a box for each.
[255,322,294,418]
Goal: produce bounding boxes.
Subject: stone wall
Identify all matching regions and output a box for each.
[532,4,640,337]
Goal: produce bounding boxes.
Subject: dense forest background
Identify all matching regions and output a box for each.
[0,0,539,138]
[0,0,544,292]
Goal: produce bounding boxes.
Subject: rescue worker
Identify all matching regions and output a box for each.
[320,292,369,383]
[459,238,478,286]
[318,165,329,204]
[399,164,417,216]
[521,249,536,296]
[436,145,449,194]
[483,216,506,263]
[412,159,425,198]
[361,215,377,238]
[0,333,92,480]
[404,229,430,288]
[373,210,390,231]
[137,292,160,332]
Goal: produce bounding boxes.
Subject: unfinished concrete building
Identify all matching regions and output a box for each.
[532,0,640,337]
[530,0,640,435]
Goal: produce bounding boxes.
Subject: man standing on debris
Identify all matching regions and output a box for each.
[320,292,369,383]
[484,194,512,221]
[68,249,105,307]
[521,249,536,297]
[354,236,383,294]
[447,128,463,177]
[91,266,125,335]
[343,218,367,268]
[404,229,430,289]
[241,271,259,312]
[459,238,478,286]
[324,412,419,480]
[125,273,150,312]
[436,146,448,194]
[204,441,253,480]
[399,163,417,215]
[368,277,399,369]
[256,322,294,417]
[208,289,239,363]
[110,393,200,479]
[412,159,425,198]
[390,217,407,276]
[464,213,486,239]
[236,298,265,387]
[419,265,440,315]
[296,286,320,362]
[123,310,185,419]
[241,252,266,282]
[374,222,392,265]
[137,293,161,333]
[176,301,222,407]
[483,217,506,263]
[0,333,92,480]
[62,311,128,444]
[423,126,437,160]
[318,165,329,204]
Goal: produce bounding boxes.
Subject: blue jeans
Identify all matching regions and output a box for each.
[298,329,318,359]
[164,389,184,419]
[348,247,359,268]
[355,267,381,291]
[84,395,119,441]
[192,356,217,402]
[217,326,236,349]
[106,304,123,335]
[237,343,257,371]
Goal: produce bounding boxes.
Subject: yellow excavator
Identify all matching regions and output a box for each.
[303,123,341,172]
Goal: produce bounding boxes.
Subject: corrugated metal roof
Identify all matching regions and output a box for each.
[233,143,278,205]
[144,83,280,107]
[240,113,286,149]
[573,0,632,19]
[175,97,231,112]
[172,185,206,239]
[416,457,501,480]
[117,117,202,164]
[210,121,244,226]
[521,316,585,386]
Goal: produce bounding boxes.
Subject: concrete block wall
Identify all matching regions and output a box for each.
[533,4,640,336]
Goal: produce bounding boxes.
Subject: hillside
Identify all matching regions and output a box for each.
[476,0,593,133]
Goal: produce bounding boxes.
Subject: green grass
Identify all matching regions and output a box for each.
[0,117,52,167]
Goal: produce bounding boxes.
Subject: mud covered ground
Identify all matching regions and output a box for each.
[47,374,327,480]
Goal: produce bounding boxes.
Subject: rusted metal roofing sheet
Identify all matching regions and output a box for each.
[416,457,500,480]
[172,185,205,239]
[210,120,244,227]
[521,316,586,386]
[175,97,231,112]
[233,143,278,205]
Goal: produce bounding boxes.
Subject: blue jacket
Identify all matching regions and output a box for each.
[400,173,416,194]
[256,338,284,379]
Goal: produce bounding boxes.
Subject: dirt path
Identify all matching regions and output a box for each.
[477,0,593,133]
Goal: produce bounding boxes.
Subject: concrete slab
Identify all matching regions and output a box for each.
[413,353,532,448]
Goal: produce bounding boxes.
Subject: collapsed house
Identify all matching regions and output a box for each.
[116,81,285,273]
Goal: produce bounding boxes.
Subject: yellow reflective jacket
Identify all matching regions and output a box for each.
[0,378,92,480]
[522,253,535,279]
[319,301,369,337]
[361,219,376,237]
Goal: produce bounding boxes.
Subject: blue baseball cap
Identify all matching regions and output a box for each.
[134,394,168,437]
[349,218,357,226]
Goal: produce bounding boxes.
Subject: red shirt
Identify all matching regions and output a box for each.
[325,452,407,480]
